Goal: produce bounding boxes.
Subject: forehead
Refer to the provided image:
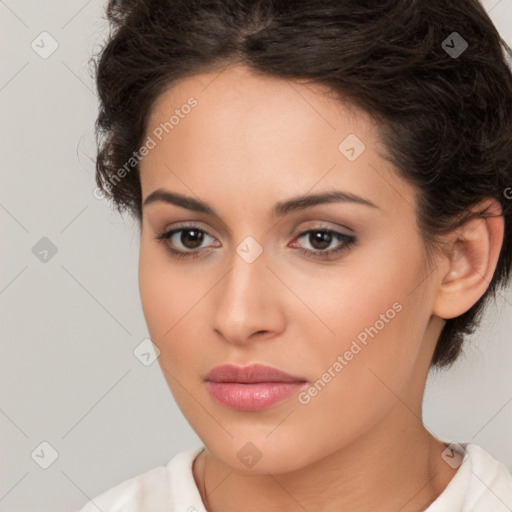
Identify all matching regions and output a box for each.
[140,65,415,219]
[146,64,371,143]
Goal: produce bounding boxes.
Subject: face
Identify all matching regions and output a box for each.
[138,64,442,474]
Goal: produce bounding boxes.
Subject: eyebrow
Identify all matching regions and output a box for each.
[142,188,378,216]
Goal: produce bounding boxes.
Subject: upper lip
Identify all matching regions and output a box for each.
[205,364,307,384]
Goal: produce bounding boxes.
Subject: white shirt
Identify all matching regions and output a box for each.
[77,442,512,511]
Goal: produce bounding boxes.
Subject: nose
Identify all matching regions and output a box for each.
[209,246,286,346]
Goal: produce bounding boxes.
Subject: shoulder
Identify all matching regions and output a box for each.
[427,442,512,512]
[464,443,512,507]
[76,447,204,512]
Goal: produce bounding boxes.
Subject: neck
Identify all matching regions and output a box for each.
[193,408,459,512]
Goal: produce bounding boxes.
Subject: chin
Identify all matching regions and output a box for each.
[202,434,325,475]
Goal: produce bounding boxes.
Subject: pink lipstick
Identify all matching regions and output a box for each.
[204,363,307,411]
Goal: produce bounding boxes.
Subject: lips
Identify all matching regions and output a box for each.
[204,363,307,384]
[204,364,308,411]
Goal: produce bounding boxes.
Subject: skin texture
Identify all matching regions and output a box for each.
[137,64,504,512]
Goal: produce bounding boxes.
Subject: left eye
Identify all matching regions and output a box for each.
[155,226,356,260]
[288,228,356,259]
[293,229,355,255]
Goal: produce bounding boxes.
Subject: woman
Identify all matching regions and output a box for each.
[79,0,512,510]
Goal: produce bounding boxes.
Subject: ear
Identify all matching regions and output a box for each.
[432,198,504,320]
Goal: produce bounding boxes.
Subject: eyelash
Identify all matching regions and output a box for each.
[155,224,356,261]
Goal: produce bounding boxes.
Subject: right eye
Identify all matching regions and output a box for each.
[155,225,219,259]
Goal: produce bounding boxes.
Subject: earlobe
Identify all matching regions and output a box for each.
[433,198,504,320]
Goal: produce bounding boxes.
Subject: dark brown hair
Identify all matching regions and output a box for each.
[91,0,512,368]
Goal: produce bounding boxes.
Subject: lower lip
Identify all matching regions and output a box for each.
[205,381,307,411]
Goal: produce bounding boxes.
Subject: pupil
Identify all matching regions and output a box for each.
[182,229,203,249]
[311,231,331,250]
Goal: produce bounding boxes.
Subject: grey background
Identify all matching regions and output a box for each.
[1,1,511,510]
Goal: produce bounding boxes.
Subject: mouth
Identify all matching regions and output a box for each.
[204,363,308,411]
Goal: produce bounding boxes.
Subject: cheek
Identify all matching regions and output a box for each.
[292,236,429,397]
[294,240,423,338]
[138,257,174,340]
[138,240,213,377]
[285,276,427,464]
[139,238,197,334]
[138,242,187,350]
